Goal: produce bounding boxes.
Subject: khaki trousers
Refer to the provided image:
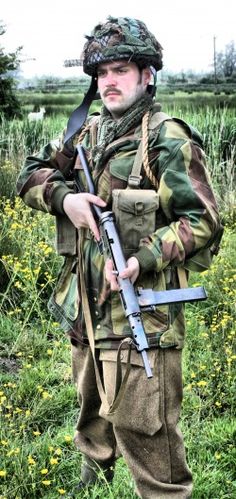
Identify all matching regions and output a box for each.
[72,344,193,499]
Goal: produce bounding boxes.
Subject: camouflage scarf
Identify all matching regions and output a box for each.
[92,93,153,167]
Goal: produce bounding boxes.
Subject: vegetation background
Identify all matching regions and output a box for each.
[0,23,235,496]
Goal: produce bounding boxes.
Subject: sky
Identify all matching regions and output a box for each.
[1,0,236,78]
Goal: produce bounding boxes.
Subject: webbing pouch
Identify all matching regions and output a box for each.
[112,189,159,258]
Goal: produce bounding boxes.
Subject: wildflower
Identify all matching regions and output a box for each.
[25,409,31,417]
[64,435,72,443]
[55,448,62,456]
[215,452,221,460]
[48,446,54,453]
[33,431,41,436]
[28,456,36,465]
[47,349,53,356]
[50,457,58,465]
[15,407,23,414]
[0,470,7,477]
[58,488,66,495]
[40,468,48,475]
[196,380,207,387]
[42,480,51,486]
[1,440,8,446]
[42,391,52,400]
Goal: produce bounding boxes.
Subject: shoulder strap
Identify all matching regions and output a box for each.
[128,110,171,189]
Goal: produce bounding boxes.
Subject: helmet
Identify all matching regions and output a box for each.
[82,16,163,76]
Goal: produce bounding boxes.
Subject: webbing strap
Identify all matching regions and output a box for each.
[78,231,132,414]
[63,78,97,145]
[128,110,171,189]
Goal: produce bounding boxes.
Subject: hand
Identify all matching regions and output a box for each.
[63,192,106,241]
[105,257,140,291]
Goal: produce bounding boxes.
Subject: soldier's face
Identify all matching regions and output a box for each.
[97,61,151,119]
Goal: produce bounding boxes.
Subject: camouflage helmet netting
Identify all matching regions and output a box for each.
[82,16,163,76]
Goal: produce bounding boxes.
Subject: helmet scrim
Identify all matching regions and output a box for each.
[82,16,163,76]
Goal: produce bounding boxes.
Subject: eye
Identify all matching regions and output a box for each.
[97,69,106,78]
[116,67,127,74]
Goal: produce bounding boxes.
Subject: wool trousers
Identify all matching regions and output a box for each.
[71,343,193,498]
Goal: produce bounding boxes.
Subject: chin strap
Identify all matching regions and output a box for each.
[63,77,98,145]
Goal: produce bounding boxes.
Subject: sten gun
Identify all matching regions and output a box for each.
[75,144,207,378]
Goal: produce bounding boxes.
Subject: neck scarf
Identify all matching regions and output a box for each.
[92,93,153,167]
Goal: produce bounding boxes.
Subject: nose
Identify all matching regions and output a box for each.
[105,71,117,86]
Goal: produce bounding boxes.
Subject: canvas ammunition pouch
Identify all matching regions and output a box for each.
[112,188,159,258]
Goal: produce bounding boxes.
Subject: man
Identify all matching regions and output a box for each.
[17,17,222,498]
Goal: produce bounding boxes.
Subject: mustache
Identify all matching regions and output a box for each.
[103,88,121,97]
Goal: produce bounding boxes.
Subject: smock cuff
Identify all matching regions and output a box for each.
[133,246,157,274]
[50,184,74,215]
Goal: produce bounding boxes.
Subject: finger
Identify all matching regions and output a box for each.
[87,211,100,241]
[104,259,114,281]
[87,194,107,207]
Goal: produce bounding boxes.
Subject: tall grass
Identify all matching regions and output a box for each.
[1,94,235,209]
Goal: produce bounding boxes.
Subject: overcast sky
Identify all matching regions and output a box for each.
[1,0,236,78]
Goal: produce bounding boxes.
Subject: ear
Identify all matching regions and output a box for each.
[142,67,152,86]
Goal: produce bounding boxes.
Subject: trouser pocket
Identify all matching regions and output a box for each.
[99,348,163,436]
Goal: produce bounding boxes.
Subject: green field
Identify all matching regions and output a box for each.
[0,92,235,498]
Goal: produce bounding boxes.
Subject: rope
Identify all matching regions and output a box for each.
[141,111,159,190]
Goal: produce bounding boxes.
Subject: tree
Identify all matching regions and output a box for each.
[0,21,22,118]
[216,41,236,78]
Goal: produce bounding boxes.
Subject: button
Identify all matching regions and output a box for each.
[96,325,101,330]
[95,311,99,316]
[94,297,97,302]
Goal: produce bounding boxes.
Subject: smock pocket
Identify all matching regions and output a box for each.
[99,348,163,436]
[112,189,159,258]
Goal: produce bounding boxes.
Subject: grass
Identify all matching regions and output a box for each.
[0,93,235,498]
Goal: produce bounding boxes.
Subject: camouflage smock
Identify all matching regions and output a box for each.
[17,104,221,350]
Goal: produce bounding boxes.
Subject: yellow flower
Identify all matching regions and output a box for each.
[0,470,7,477]
[64,435,72,442]
[196,380,207,387]
[28,456,36,465]
[33,431,41,436]
[42,480,51,486]
[55,448,62,456]
[42,391,52,400]
[215,452,221,460]
[50,457,58,465]
[47,349,53,356]
[1,440,8,446]
[58,488,66,494]
[40,468,48,475]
